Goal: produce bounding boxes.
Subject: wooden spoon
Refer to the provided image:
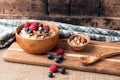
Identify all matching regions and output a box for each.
[80,52,120,65]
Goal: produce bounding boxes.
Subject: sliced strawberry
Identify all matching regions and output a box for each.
[24,22,31,28]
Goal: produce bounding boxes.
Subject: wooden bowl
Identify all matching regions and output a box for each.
[67,34,90,51]
[15,22,59,54]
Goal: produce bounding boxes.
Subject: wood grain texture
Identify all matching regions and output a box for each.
[0,0,47,16]
[48,0,71,16]
[71,0,100,16]
[102,0,120,17]
[0,47,120,80]
[2,39,120,76]
[0,0,120,17]
[0,15,120,30]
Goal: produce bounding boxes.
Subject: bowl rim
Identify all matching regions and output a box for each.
[15,21,59,41]
[67,34,90,47]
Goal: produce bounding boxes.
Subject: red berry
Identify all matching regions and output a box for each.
[42,26,50,31]
[56,49,65,55]
[49,64,58,73]
[24,22,31,28]
[29,22,39,31]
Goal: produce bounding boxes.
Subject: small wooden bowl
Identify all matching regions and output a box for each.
[67,34,90,51]
[15,21,59,54]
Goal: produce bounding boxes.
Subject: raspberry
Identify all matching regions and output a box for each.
[42,26,50,31]
[24,22,31,28]
[49,64,58,73]
[56,49,65,55]
[29,22,39,31]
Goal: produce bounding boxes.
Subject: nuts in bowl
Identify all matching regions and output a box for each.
[67,34,90,51]
[15,21,59,54]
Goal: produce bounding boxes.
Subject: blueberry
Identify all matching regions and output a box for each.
[54,57,61,63]
[58,55,64,60]
[59,68,66,74]
[44,29,49,33]
[28,30,33,33]
[24,28,29,32]
[47,54,53,59]
[48,72,53,78]
[38,24,43,27]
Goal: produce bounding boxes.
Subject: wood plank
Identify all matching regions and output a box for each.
[2,39,120,76]
[71,0,100,16]
[0,15,120,30]
[102,0,120,17]
[48,0,71,16]
[1,0,47,15]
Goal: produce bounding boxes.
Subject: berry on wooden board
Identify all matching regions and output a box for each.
[49,64,58,73]
[59,68,66,74]
[56,49,65,55]
[47,53,53,59]
[48,72,53,78]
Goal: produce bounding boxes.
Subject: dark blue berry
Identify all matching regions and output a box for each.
[58,55,64,60]
[59,68,66,74]
[24,28,29,32]
[28,30,33,33]
[47,54,53,59]
[44,29,49,33]
[48,72,53,78]
[54,57,61,63]
[38,24,43,27]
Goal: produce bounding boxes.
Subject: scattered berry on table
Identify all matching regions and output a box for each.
[49,64,58,73]
[58,55,64,60]
[56,49,65,55]
[54,57,61,63]
[24,22,31,28]
[24,27,29,32]
[47,53,53,59]
[48,72,53,78]
[59,68,66,74]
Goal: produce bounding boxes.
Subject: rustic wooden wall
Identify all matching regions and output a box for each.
[102,0,120,17]
[0,0,47,17]
[71,0,100,16]
[0,0,120,29]
[48,0,71,16]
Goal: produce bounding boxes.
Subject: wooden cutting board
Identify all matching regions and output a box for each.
[2,39,120,76]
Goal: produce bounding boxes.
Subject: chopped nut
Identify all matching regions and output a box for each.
[70,35,87,46]
[40,36,44,39]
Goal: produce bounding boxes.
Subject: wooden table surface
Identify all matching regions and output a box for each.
[0,48,120,80]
